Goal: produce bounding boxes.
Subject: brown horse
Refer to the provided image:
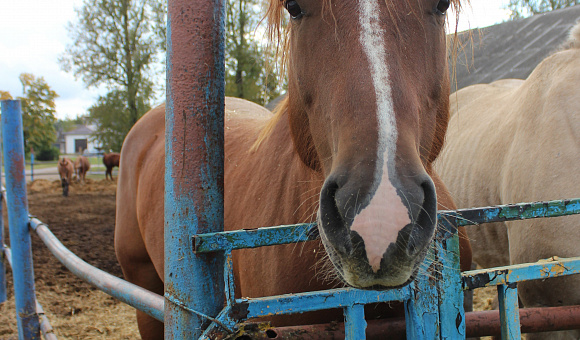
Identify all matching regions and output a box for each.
[102,152,120,180]
[57,157,74,197]
[115,0,471,337]
[74,155,90,184]
[435,23,580,340]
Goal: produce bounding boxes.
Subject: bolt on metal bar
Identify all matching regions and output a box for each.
[498,283,521,339]
[1,99,41,339]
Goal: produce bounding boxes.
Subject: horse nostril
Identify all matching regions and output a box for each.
[319,178,353,255]
[406,179,437,257]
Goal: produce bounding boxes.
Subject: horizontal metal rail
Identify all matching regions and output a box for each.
[194,198,580,253]
[3,247,57,340]
[463,256,580,290]
[194,223,318,252]
[236,305,580,339]
[28,217,165,322]
[231,286,412,320]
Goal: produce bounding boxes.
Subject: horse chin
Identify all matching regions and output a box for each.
[319,223,431,290]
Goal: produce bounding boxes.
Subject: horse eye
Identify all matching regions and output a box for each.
[436,0,450,14]
[284,0,303,19]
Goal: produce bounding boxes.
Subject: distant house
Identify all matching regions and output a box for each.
[61,125,102,155]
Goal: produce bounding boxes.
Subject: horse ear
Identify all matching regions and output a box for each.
[288,106,321,172]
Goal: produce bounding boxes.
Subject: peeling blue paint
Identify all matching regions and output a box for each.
[1,100,41,339]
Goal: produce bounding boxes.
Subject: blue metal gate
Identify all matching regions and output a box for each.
[2,0,580,338]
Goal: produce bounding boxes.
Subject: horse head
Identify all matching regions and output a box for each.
[271,0,454,288]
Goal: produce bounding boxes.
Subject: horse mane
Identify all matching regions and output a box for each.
[558,21,580,51]
[253,0,466,153]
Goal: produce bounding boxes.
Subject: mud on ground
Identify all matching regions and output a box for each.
[0,179,140,339]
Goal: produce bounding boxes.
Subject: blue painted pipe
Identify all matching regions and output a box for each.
[29,218,164,322]
[165,0,226,337]
[1,99,41,339]
[1,186,7,304]
[3,247,57,340]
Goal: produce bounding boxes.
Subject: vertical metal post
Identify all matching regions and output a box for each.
[498,283,521,340]
[438,219,466,339]
[0,127,6,304]
[405,254,440,339]
[1,100,40,339]
[30,153,34,182]
[344,304,366,339]
[165,0,225,338]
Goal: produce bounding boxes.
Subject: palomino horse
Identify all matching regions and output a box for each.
[435,23,580,340]
[57,157,74,197]
[74,155,90,184]
[102,152,119,180]
[115,0,472,337]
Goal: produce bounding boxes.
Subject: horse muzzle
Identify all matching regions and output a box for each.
[317,170,437,289]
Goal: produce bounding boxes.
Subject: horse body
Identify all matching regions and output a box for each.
[57,157,74,197]
[435,23,580,339]
[74,156,90,183]
[102,152,120,180]
[116,0,472,337]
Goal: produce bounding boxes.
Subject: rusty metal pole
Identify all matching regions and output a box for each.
[1,100,41,339]
[165,0,226,338]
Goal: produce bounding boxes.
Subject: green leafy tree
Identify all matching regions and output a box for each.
[14,74,59,160]
[507,0,579,19]
[60,0,166,127]
[225,0,284,105]
[86,90,151,152]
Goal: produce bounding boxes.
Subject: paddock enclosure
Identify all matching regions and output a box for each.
[3,0,580,339]
[0,179,140,339]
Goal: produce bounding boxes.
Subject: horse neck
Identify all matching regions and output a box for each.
[225,111,323,231]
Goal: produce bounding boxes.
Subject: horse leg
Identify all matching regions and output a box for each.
[106,167,111,180]
[61,179,68,197]
[124,261,164,340]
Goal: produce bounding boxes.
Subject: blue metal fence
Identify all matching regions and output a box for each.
[1,0,580,338]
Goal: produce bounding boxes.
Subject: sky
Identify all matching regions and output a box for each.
[0,0,511,120]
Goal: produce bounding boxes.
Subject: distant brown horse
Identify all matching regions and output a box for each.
[102,152,119,180]
[74,155,90,184]
[115,0,472,337]
[58,157,74,197]
[436,23,580,340]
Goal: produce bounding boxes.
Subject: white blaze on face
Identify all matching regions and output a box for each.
[352,0,411,272]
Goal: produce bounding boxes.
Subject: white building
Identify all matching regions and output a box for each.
[61,125,102,155]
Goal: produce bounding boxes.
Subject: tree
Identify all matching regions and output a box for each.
[16,74,59,160]
[507,0,579,19]
[0,91,12,100]
[86,90,151,152]
[225,0,285,105]
[60,0,165,127]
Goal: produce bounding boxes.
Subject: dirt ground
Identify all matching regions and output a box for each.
[0,179,495,340]
[0,179,140,339]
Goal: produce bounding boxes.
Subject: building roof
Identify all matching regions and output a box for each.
[451,5,580,91]
[63,125,95,136]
